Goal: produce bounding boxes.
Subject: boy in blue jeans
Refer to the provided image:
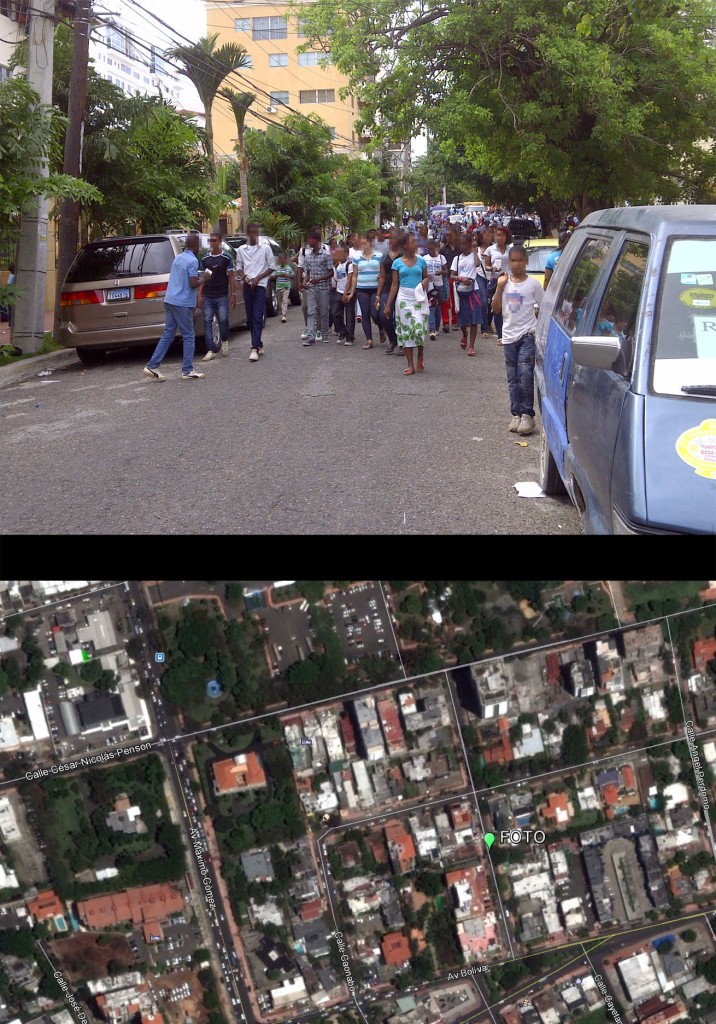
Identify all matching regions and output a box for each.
[491,246,544,436]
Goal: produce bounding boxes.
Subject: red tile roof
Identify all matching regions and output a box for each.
[213,752,267,793]
[380,931,411,965]
[77,883,184,928]
[602,784,620,806]
[384,824,416,873]
[299,899,323,922]
[377,699,406,751]
[693,638,716,672]
[622,765,636,791]
[27,889,64,921]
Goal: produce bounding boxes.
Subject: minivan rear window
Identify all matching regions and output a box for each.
[66,239,175,282]
[653,237,716,395]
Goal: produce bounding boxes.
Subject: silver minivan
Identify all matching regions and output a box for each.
[60,233,247,364]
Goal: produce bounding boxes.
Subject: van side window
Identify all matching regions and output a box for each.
[594,240,649,377]
[556,238,612,336]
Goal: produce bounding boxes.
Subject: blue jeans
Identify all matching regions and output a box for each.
[428,302,441,333]
[487,278,503,339]
[475,276,489,331]
[244,283,266,349]
[503,332,536,417]
[148,302,196,375]
[202,294,230,350]
[355,289,377,342]
[376,290,398,346]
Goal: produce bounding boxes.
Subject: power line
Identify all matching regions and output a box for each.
[119,0,358,148]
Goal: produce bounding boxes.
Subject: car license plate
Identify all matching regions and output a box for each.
[106,287,130,302]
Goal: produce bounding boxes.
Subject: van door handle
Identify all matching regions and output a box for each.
[559,352,568,383]
[112,312,128,318]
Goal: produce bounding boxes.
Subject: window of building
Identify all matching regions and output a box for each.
[120,63,131,74]
[150,45,168,76]
[252,16,287,40]
[327,127,336,138]
[299,89,335,103]
[297,51,330,66]
[0,65,10,82]
[269,53,288,67]
[270,91,290,106]
[107,24,131,56]
[234,17,250,31]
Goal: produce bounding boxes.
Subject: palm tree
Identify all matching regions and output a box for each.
[165,34,251,165]
[253,211,302,250]
[218,87,256,232]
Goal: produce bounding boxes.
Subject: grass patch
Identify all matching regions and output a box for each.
[0,332,63,366]
[575,1007,609,1024]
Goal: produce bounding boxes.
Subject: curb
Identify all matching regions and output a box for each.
[0,348,79,388]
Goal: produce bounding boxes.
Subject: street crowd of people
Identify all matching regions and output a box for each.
[143,205,576,438]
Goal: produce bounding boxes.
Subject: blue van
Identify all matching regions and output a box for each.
[535,206,716,534]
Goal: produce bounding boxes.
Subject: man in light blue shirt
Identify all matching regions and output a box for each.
[144,232,208,381]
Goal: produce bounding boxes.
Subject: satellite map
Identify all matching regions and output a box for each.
[0,581,715,1024]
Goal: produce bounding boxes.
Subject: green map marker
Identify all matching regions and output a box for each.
[484,832,495,851]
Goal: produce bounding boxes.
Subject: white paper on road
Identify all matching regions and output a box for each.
[514,481,547,497]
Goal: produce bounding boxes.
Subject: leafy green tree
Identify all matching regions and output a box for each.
[561,724,589,766]
[415,871,443,896]
[165,33,252,164]
[295,0,716,230]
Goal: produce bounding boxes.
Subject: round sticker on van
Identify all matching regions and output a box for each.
[679,288,716,308]
[675,419,716,479]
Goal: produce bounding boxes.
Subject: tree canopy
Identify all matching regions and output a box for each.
[294,0,716,226]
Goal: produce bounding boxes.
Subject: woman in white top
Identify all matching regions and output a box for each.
[422,237,447,340]
[484,226,512,341]
[473,229,491,339]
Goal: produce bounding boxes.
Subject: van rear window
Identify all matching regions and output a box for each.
[66,239,175,282]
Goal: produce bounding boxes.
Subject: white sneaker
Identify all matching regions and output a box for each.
[281,316,286,323]
[202,349,216,362]
[249,349,259,362]
[181,370,205,379]
[517,414,535,435]
[508,415,521,432]
[429,332,436,341]
[258,348,264,356]
[300,329,308,340]
[221,341,229,356]
[316,331,324,342]
[143,366,165,381]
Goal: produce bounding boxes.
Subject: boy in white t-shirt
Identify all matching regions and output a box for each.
[423,238,447,339]
[491,246,544,436]
[331,244,355,345]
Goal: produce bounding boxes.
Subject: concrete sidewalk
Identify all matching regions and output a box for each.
[0,311,79,386]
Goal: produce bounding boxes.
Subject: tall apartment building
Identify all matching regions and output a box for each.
[90,19,183,107]
[0,1,25,81]
[204,0,360,158]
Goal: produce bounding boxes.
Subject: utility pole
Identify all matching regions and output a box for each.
[12,0,55,354]
[53,0,92,343]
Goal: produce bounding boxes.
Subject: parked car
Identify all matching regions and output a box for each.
[507,217,540,242]
[224,234,300,312]
[60,233,247,364]
[522,238,560,289]
[535,204,716,534]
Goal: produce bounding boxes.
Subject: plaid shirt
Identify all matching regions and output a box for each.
[304,249,334,291]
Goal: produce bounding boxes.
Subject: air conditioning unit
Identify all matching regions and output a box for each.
[266,105,277,113]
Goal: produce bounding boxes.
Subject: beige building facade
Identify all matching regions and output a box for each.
[204,0,360,159]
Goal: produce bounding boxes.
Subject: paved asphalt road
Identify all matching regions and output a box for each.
[0,312,579,534]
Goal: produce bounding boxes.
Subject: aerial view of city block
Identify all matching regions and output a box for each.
[0,583,716,1024]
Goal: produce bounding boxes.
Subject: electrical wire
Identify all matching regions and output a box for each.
[120,0,359,147]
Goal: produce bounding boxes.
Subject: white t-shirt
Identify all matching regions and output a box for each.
[450,253,479,293]
[423,253,447,287]
[348,246,363,262]
[333,260,353,295]
[484,243,510,279]
[500,275,545,344]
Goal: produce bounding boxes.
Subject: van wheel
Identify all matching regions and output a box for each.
[76,347,106,365]
[539,425,566,495]
[266,284,279,317]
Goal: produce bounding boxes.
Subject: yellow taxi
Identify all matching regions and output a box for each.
[522,238,560,289]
